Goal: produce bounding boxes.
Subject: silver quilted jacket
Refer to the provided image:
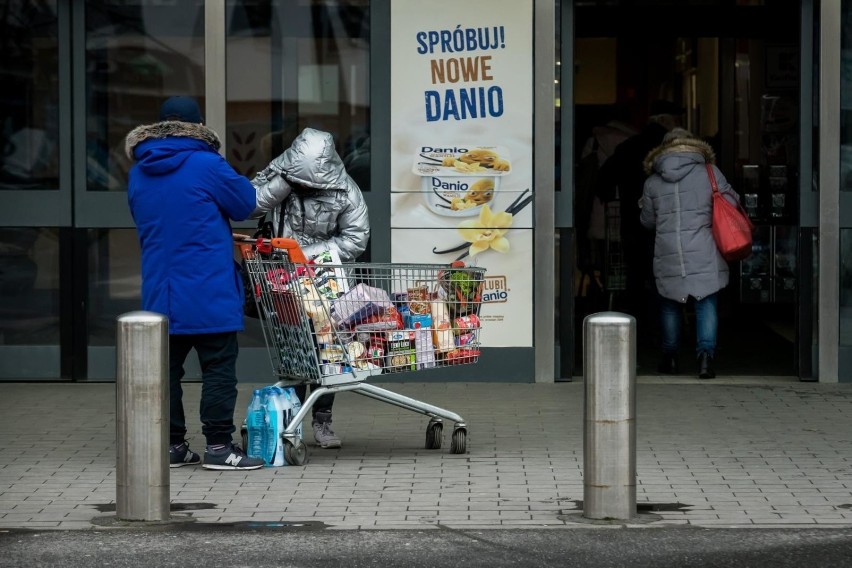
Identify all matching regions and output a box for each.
[252,128,369,261]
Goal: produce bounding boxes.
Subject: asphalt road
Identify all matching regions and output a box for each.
[2,527,852,568]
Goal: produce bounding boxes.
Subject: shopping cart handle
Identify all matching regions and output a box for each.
[271,238,309,264]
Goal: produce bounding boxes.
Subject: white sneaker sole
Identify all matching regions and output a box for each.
[202,463,264,471]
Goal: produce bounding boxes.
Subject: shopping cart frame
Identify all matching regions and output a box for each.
[236,236,479,465]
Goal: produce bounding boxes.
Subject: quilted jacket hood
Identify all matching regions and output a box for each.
[643,135,716,176]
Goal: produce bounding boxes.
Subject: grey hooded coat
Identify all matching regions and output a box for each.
[252,128,369,261]
[639,136,740,303]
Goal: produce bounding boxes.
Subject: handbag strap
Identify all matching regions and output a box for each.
[705,163,719,194]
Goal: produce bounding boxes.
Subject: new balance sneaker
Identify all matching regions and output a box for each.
[202,444,264,471]
[312,411,341,449]
[169,441,201,468]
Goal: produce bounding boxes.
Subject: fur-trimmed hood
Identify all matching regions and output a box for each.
[643,135,715,175]
[125,121,220,161]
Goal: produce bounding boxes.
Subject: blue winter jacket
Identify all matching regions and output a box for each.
[125,121,256,334]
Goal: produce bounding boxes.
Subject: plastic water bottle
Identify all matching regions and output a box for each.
[246,389,266,461]
[283,387,303,442]
[264,386,286,466]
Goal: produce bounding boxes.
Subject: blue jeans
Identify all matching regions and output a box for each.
[169,332,239,446]
[659,293,718,357]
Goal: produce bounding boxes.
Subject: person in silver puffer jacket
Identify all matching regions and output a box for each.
[252,127,369,261]
[251,127,370,449]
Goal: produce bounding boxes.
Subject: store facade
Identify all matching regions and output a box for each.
[0,0,848,383]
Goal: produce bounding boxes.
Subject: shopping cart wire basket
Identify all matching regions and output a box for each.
[236,236,486,463]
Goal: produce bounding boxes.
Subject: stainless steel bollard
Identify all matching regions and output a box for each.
[583,312,636,520]
[116,311,169,521]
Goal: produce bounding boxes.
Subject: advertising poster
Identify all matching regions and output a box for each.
[390,0,534,347]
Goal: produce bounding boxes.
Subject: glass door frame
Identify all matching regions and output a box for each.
[821,0,842,381]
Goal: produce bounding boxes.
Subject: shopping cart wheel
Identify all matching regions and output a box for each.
[241,426,248,451]
[284,439,308,466]
[425,420,443,450]
[450,427,467,454]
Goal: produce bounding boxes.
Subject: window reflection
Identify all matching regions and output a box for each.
[85,1,205,192]
[88,229,141,346]
[0,1,60,190]
[0,228,60,345]
[841,230,852,345]
[843,1,852,190]
[225,1,370,190]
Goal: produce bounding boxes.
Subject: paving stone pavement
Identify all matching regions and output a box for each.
[2,377,852,530]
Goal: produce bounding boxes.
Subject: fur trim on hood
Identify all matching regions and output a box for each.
[125,121,221,161]
[643,135,715,175]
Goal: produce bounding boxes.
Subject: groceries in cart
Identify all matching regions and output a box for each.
[239,236,486,378]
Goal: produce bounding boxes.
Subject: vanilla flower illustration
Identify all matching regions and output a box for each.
[457,204,513,256]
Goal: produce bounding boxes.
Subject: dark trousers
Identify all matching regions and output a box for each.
[294,384,334,419]
[169,332,239,446]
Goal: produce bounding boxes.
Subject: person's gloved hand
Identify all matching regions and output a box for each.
[251,151,293,217]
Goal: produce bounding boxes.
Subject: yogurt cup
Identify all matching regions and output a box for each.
[413,145,511,217]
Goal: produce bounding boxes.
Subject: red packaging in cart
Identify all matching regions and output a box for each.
[444,348,480,364]
[453,314,481,334]
[456,332,479,347]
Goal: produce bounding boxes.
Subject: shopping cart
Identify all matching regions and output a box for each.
[235,236,486,465]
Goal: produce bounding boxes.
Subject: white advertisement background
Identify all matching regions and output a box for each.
[390,229,533,348]
[389,0,533,348]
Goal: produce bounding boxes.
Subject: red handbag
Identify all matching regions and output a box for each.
[706,163,754,262]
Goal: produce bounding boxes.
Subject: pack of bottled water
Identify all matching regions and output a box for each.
[246,385,303,466]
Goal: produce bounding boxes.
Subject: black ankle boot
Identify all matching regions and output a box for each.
[657,353,679,375]
[698,352,715,379]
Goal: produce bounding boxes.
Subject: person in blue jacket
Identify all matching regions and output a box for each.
[125,96,264,471]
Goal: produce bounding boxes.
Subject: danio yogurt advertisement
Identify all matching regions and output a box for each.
[390,0,533,347]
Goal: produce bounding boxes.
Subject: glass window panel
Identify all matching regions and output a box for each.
[841,230,852,346]
[85,1,205,192]
[842,1,852,190]
[0,2,60,190]
[0,228,60,346]
[87,229,141,347]
[225,1,370,190]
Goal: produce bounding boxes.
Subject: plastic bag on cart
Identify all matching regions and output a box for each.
[330,283,394,328]
[308,249,352,299]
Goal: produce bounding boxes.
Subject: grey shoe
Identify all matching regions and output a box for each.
[202,443,264,471]
[169,441,201,468]
[312,411,341,449]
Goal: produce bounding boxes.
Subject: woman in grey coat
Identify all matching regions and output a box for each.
[252,127,370,448]
[639,129,740,379]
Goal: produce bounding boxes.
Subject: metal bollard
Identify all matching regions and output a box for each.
[115,311,169,521]
[583,312,636,520]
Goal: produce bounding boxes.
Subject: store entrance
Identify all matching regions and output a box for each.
[567,0,805,378]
